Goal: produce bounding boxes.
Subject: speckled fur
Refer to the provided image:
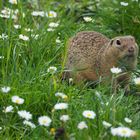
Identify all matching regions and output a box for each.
[64,31,139,89]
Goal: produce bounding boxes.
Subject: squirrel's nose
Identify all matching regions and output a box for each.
[128,46,134,53]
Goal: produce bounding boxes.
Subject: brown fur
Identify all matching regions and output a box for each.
[64,31,139,91]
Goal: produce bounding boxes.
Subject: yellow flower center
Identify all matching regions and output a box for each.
[87,113,91,117]
[137,82,140,85]
[13,0,17,4]
[43,120,47,124]
[15,99,20,104]
[121,130,127,134]
[63,95,68,100]
[48,13,54,17]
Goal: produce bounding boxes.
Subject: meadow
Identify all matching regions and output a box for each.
[0,0,140,140]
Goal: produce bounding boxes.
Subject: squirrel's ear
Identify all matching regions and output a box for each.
[110,39,114,45]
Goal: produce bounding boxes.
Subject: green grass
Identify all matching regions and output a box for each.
[0,0,140,140]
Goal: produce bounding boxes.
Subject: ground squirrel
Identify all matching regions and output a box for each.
[64,31,139,92]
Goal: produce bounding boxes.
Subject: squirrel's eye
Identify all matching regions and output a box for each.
[116,39,121,45]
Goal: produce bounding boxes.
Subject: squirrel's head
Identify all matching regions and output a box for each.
[109,36,139,59]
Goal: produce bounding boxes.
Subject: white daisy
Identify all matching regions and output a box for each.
[56,38,61,44]
[25,28,33,32]
[19,34,29,41]
[1,8,10,15]
[9,0,17,4]
[11,96,24,104]
[111,127,136,137]
[3,105,14,113]
[23,120,36,129]
[0,8,18,20]
[102,121,112,128]
[1,7,12,15]
[82,110,96,119]
[124,117,132,123]
[54,103,68,110]
[77,121,88,130]
[47,28,55,32]
[49,22,59,28]
[14,24,21,29]
[1,86,11,93]
[60,115,69,122]
[110,67,122,74]
[18,110,32,120]
[55,92,68,99]
[120,2,128,6]
[134,77,140,85]
[0,33,8,40]
[47,66,57,74]
[0,14,10,19]
[46,11,57,18]
[0,127,2,130]
[38,116,52,126]
[0,56,4,59]
[31,11,45,17]
[83,17,92,22]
